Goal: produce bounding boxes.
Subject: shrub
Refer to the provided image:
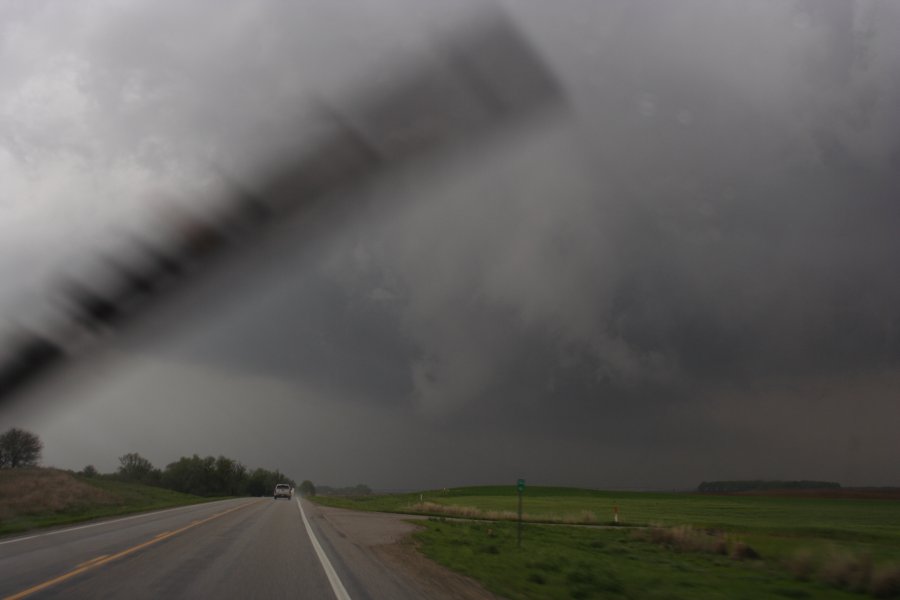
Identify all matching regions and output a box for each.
[820,552,873,592]
[636,525,757,560]
[869,564,900,598]
[786,549,816,581]
[731,541,761,560]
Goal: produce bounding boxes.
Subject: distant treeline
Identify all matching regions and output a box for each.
[316,484,373,497]
[697,480,841,493]
[77,452,296,498]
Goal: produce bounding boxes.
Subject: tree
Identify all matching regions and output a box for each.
[0,427,43,469]
[80,465,99,478]
[213,455,247,496]
[299,480,316,497]
[162,454,224,496]
[352,484,372,496]
[245,467,274,497]
[117,452,158,484]
[242,467,294,497]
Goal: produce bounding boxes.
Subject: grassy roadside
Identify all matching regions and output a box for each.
[0,468,218,537]
[311,486,900,599]
[415,519,873,600]
[312,486,900,544]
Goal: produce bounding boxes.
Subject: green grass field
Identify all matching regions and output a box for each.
[0,468,216,536]
[312,486,900,599]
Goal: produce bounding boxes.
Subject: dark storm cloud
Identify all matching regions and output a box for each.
[3,0,900,489]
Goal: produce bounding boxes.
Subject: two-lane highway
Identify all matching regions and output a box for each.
[1,497,337,599]
[0,497,494,599]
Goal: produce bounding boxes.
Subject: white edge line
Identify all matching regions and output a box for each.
[296,498,351,600]
[0,498,242,547]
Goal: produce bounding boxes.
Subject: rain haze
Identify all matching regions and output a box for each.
[1,0,899,491]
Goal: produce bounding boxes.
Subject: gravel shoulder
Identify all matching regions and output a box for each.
[309,502,499,600]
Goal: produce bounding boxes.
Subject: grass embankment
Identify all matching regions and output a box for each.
[312,486,900,599]
[0,468,214,536]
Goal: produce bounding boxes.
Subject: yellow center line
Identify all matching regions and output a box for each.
[4,500,262,600]
[74,555,108,569]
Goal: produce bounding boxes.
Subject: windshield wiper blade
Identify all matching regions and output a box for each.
[0,10,563,407]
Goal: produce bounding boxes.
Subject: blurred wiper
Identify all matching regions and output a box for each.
[0,10,563,407]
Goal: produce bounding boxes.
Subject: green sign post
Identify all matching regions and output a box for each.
[516,478,525,547]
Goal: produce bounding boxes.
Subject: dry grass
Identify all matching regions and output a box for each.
[730,541,760,560]
[820,552,874,592]
[410,502,519,521]
[0,468,120,522]
[572,510,599,525]
[634,525,759,560]
[870,564,900,598]
[784,548,900,598]
[785,549,816,581]
[407,502,601,525]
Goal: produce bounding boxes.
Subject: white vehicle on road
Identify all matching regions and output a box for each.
[273,484,292,499]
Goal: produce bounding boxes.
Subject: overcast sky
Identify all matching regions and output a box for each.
[1,0,899,490]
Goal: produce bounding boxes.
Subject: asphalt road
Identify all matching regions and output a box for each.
[0,497,490,599]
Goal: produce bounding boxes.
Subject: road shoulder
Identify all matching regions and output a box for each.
[307,502,498,600]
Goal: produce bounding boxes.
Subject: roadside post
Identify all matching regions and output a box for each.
[516,478,525,548]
